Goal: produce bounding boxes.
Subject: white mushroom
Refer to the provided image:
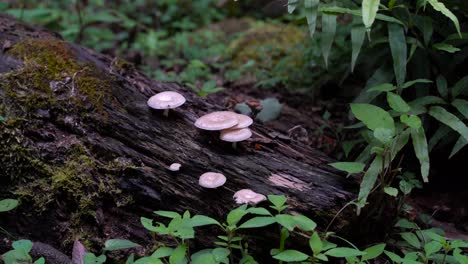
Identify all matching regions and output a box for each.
[199,172,227,188]
[194,111,239,131]
[169,163,181,172]
[231,114,253,129]
[220,128,252,149]
[147,91,186,117]
[233,189,267,205]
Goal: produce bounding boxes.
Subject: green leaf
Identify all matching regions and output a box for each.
[152,247,174,258]
[212,248,230,262]
[402,79,433,89]
[351,104,395,133]
[292,215,317,231]
[238,217,276,229]
[452,75,468,98]
[384,187,399,197]
[427,0,461,37]
[34,257,45,264]
[400,232,421,248]
[247,207,271,216]
[428,126,451,152]
[387,92,411,113]
[104,239,141,251]
[388,23,407,87]
[436,75,448,99]
[268,195,287,209]
[140,217,158,232]
[321,14,337,68]
[309,232,323,256]
[351,25,366,72]
[395,219,419,229]
[13,240,33,254]
[287,0,299,14]
[319,6,404,26]
[273,250,309,262]
[154,211,180,219]
[424,241,443,256]
[362,243,386,261]
[453,248,468,264]
[134,256,163,264]
[384,250,402,262]
[449,136,467,158]
[329,162,365,174]
[190,250,216,264]
[0,199,19,212]
[304,0,320,38]
[357,156,383,210]
[400,115,422,129]
[413,15,433,46]
[325,247,365,257]
[226,206,248,226]
[169,244,187,264]
[452,99,468,119]
[256,98,282,123]
[367,83,396,93]
[411,127,430,182]
[433,43,460,53]
[275,214,296,231]
[362,0,380,30]
[429,106,468,142]
[189,215,220,227]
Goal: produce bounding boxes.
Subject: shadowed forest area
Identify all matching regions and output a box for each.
[0,0,467,263]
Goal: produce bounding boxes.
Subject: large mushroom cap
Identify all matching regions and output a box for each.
[195,111,239,131]
[220,128,252,142]
[147,91,186,110]
[231,114,253,129]
[199,172,227,188]
[233,189,267,205]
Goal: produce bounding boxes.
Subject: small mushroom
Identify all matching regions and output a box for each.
[147,91,186,117]
[199,172,227,188]
[220,128,252,149]
[194,111,239,131]
[231,114,253,129]
[233,189,266,205]
[169,163,181,172]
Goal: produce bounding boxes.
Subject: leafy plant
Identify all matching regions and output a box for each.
[2,240,44,264]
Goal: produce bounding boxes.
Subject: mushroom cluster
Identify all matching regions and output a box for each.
[195,111,253,148]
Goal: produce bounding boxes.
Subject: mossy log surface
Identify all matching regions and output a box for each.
[0,15,355,261]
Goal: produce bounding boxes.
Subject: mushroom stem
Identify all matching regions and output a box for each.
[232,142,237,149]
[163,109,169,117]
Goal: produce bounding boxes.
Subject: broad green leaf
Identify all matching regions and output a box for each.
[140,217,159,232]
[391,129,411,160]
[402,79,432,89]
[429,106,468,142]
[453,248,468,264]
[0,199,19,212]
[384,250,402,262]
[357,156,383,210]
[152,247,174,258]
[273,250,309,262]
[292,215,317,231]
[13,240,33,254]
[374,128,395,145]
[427,0,461,37]
[104,239,141,251]
[212,248,230,262]
[227,206,248,226]
[388,23,407,87]
[34,257,45,264]
[268,195,287,209]
[395,219,419,229]
[190,250,216,264]
[433,43,460,53]
[275,214,296,231]
[387,92,411,113]
[321,14,336,68]
[424,241,443,256]
[247,207,271,216]
[400,115,422,129]
[384,187,399,197]
[411,127,430,182]
[362,0,380,30]
[351,104,395,133]
[309,232,323,256]
[400,232,421,248]
[305,0,320,38]
[238,217,276,229]
[154,211,180,219]
[351,25,366,72]
[169,244,187,264]
[189,215,220,227]
[325,247,365,257]
[452,99,468,119]
[452,75,468,98]
[362,243,386,261]
[367,83,396,93]
[329,162,365,174]
[449,136,467,158]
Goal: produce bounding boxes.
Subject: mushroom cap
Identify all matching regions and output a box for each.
[147,91,186,110]
[199,172,227,188]
[220,128,252,142]
[231,114,253,129]
[169,163,181,171]
[233,189,267,205]
[195,111,239,131]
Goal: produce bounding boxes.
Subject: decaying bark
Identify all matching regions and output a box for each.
[0,14,355,261]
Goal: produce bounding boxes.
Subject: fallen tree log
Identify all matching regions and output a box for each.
[0,14,355,260]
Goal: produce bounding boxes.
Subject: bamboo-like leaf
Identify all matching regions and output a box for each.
[351,25,366,72]
[319,6,405,26]
[436,75,448,99]
[321,14,337,68]
[357,156,383,211]
[287,0,299,14]
[388,23,407,87]
[387,92,411,113]
[304,0,320,38]
[429,106,468,142]
[433,43,460,53]
[411,127,430,182]
[428,126,451,152]
[427,0,461,37]
[362,0,380,30]
[449,136,467,158]
[452,75,468,98]
[413,15,433,46]
[452,99,468,119]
